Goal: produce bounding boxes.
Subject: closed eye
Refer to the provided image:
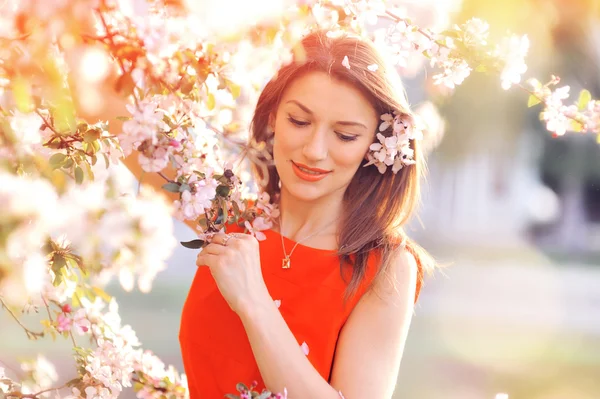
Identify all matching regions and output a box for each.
[288,116,358,142]
[288,116,310,127]
[336,133,358,142]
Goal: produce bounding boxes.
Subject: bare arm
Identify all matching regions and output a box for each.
[238,249,418,398]
[329,249,418,397]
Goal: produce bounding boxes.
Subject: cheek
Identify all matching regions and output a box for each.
[331,142,370,170]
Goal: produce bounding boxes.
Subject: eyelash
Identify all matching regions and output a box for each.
[287,117,358,142]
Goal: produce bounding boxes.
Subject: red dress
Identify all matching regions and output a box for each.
[179,224,422,398]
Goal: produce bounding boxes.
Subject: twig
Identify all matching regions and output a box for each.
[41,295,54,323]
[383,8,588,132]
[0,296,44,339]
[96,10,140,108]
[515,83,586,130]
[6,383,70,399]
[35,110,61,136]
[157,171,175,183]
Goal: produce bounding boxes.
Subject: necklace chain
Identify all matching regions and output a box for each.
[278,213,339,269]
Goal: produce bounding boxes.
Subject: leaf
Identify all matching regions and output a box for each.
[84,129,101,143]
[528,95,542,107]
[74,166,84,184]
[49,153,68,169]
[198,215,209,231]
[207,93,216,111]
[577,89,592,111]
[92,287,112,302]
[236,383,249,392]
[227,81,241,99]
[216,185,231,197]
[71,293,81,308]
[81,161,94,181]
[65,378,81,387]
[116,116,131,121]
[51,256,67,283]
[180,239,205,249]
[179,183,191,192]
[115,73,136,96]
[62,158,74,169]
[162,182,181,193]
[569,119,583,133]
[12,76,33,112]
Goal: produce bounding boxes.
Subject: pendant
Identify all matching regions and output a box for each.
[282,257,291,269]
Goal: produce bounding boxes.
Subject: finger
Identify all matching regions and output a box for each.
[229,232,249,240]
[211,233,231,246]
[196,252,219,268]
[203,242,228,255]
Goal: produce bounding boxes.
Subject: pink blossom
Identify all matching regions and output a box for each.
[56,313,72,332]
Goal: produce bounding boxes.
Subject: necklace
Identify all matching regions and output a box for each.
[278,214,339,269]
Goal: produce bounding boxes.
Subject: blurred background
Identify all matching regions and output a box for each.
[1,0,599,398]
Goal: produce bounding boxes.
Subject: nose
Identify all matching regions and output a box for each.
[302,126,328,162]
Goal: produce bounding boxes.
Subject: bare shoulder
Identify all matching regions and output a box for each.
[329,247,418,397]
[365,245,419,306]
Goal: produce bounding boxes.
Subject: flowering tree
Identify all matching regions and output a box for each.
[0,0,598,398]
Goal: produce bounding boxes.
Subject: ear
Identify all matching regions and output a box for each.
[268,112,276,134]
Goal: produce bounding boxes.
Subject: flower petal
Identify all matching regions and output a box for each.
[342,56,351,69]
[301,342,310,356]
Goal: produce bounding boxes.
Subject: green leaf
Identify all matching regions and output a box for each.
[81,161,94,180]
[216,185,230,197]
[528,95,542,107]
[236,383,249,392]
[207,93,216,111]
[180,239,205,249]
[51,256,67,281]
[74,166,84,184]
[569,119,583,132]
[63,158,74,169]
[162,182,181,193]
[198,215,209,231]
[179,183,191,192]
[228,81,241,99]
[49,153,67,168]
[577,89,592,111]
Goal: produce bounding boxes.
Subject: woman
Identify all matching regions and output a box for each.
[76,26,434,397]
[178,30,434,398]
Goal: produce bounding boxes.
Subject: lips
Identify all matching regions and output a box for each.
[291,161,332,182]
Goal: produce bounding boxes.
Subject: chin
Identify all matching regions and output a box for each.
[281,176,347,204]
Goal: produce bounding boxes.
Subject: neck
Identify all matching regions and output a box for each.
[276,185,344,242]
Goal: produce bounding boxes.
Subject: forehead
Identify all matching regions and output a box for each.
[279,71,378,124]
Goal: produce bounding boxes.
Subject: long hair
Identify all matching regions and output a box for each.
[249,30,435,299]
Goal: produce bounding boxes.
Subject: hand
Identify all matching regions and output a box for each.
[196,232,271,315]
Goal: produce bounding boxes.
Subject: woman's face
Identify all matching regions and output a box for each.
[270,71,378,203]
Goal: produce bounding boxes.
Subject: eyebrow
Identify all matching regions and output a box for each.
[286,100,368,130]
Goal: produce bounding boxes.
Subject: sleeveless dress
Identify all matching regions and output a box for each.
[178,223,423,398]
